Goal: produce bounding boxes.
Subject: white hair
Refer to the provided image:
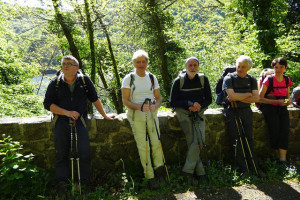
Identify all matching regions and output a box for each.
[61,55,79,66]
[236,55,253,67]
[132,49,149,63]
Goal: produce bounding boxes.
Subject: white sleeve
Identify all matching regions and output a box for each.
[121,74,131,89]
[153,75,160,90]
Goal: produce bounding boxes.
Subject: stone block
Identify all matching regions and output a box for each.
[111,131,134,144]
[96,118,120,134]
[22,123,50,141]
[91,132,109,143]
[123,141,140,159]
[0,123,22,141]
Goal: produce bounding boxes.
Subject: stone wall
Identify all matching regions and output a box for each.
[1,108,299,175]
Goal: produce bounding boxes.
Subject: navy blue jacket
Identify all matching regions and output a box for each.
[43,74,98,118]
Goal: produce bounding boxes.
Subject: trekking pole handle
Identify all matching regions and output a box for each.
[144,98,151,105]
[141,98,151,112]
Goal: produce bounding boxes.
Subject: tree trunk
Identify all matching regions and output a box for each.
[84,0,96,83]
[149,0,171,97]
[98,16,124,113]
[51,0,83,69]
[97,55,120,113]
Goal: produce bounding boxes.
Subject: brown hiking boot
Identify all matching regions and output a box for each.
[196,174,208,186]
[155,166,167,183]
[182,172,194,186]
[148,178,160,190]
[56,181,69,199]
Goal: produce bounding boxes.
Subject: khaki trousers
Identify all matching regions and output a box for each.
[127,109,164,179]
[175,108,206,176]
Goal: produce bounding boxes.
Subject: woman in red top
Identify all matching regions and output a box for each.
[259,57,293,163]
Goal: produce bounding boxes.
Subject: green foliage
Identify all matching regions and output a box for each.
[0,134,49,199]
[263,158,299,181]
[0,0,299,115]
[0,81,48,117]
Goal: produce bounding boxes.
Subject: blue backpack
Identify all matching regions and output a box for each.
[215,66,236,106]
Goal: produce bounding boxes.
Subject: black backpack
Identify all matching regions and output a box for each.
[129,71,155,97]
[264,74,289,97]
[215,65,236,106]
[177,69,205,91]
[291,84,300,108]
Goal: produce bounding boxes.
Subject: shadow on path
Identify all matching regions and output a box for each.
[194,187,242,200]
[255,181,300,200]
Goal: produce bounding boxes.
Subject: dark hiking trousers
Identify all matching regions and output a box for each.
[223,107,259,173]
[54,117,90,183]
[261,105,289,150]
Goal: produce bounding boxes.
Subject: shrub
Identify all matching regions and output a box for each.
[0,134,48,199]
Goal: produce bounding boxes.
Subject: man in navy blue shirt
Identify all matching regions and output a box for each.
[44,55,113,193]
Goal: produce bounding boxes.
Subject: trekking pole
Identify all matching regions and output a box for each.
[237,117,259,175]
[73,120,82,195]
[231,102,249,173]
[234,139,238,167]
[150,101,170,184]
[144,98,151,177]
[69,118,75,195]
[69,119,81,195]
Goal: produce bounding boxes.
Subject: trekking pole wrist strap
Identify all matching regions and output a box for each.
[141,102,145,111]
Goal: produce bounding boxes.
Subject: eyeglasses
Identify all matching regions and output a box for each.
[62,63,77,67]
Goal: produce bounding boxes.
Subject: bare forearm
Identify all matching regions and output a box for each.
[122,98,142,111]
[240,95,259,103]
[259,97,282,104]
[50,104,70,116]
[230,93,252,101]
[153,98,162,109]
[93,99,110,119]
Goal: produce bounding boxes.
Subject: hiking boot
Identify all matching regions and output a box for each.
[56,181,69,199]
[256,169,267,178]
[182,172,194,186]
[148,178,160,190]
[240,171,251,178]
[155,165,167,183]
[196,175,208,186]
[80,179,91,195]
[278,161,288,174]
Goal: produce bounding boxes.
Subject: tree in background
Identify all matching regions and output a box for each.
[51,0,84,69]
[120,0,185,101]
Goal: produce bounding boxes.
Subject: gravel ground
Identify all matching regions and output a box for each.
[149,180,300,200]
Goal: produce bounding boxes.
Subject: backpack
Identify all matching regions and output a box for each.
[291,84,300,108]
[255,68,274,109]
[215,65,236,106]
[178,69,205,91]
[129,71,155,97]
[258,68,274,89]
[265,74,289,98]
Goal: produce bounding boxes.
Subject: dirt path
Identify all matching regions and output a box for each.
[151,180,300,200]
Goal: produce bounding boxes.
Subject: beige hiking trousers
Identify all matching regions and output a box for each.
[127,109,164,179]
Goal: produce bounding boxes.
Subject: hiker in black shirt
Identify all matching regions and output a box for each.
[222,55,264,177]
[43,55,113,194]
[170,57,212,186]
